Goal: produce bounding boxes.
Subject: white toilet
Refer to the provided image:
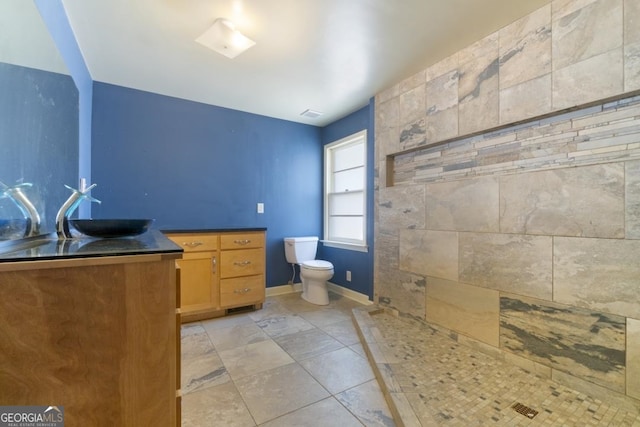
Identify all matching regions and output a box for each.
[284,236,334,305]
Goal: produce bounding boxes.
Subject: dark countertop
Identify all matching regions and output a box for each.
[0,230,183,263]
[162,228,267,234]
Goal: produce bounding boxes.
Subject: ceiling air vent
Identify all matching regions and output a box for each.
[300,109,323,119]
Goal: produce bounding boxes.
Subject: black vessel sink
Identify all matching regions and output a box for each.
[70,219,154,238]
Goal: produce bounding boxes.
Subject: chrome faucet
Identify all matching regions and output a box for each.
[56,182,101,239]
[0,181,41,237]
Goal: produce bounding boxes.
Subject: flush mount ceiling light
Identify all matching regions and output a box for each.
[300,109,323,119]
[195,18,255,59]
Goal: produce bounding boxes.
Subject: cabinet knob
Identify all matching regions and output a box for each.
[233,260,251,266]
[234,239,251,245]
[234,288,252,294]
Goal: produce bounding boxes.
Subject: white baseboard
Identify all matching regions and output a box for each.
[265,283,302,296]
[326,282,373,305]
[266,282,372,306]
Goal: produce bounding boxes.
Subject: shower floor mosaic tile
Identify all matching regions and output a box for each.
[352,307,640,426]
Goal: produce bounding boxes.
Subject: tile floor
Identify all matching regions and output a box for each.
[180,292,395,426]
[181,291,640,426]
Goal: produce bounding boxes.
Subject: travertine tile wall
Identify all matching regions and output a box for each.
[374,0,640,406]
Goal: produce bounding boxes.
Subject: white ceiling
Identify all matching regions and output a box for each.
[0,1,69,75]
[59,1,549,126]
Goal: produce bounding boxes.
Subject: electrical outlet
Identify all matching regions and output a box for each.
[346,270,352,282]
[257,203,264,213]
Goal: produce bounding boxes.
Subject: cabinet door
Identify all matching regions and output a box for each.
[176,251,218,312]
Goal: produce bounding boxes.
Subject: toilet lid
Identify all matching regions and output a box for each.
[301,260,333,270]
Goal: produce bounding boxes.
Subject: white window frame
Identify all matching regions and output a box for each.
[323,129,368,252]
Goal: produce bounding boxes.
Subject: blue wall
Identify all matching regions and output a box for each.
[91,82,323,288]
[319,100,375,299]
[0,63,78,234]
[35,0,93,217]
[23,1,377,299]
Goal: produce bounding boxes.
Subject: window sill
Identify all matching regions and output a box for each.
[321,240,369,253]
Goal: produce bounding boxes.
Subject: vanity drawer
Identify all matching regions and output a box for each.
[220,248,264,278]
[220,275,264,307]
[220,232,264,250]
[166,234,218,252]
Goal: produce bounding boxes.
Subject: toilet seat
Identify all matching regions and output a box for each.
[301,260,333,270]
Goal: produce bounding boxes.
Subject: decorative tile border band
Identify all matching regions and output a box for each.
[387,91,640,187]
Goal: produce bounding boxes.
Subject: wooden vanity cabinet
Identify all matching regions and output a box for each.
[0,253,181,426]
[166,230,265,322]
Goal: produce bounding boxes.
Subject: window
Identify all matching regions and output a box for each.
[324,130,367,251]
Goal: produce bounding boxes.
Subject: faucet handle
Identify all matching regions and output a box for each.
[85,195,102,204]
[64,183,96,194]
[0,181,33,198]
[62,183,101,204]
[81,183,98,194]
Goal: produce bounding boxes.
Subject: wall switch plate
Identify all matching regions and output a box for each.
[346,270,352,281]
[257,203,264,213]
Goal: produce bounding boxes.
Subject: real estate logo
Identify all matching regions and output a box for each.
[0,406,64,427]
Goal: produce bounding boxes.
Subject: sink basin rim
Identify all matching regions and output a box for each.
[70,219,154,238]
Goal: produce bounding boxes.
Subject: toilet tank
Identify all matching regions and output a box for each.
[284,236,318,264]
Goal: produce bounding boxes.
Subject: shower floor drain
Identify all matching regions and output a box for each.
[511,402,539,419]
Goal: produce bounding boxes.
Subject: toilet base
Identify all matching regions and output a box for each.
[301,281,329,305]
